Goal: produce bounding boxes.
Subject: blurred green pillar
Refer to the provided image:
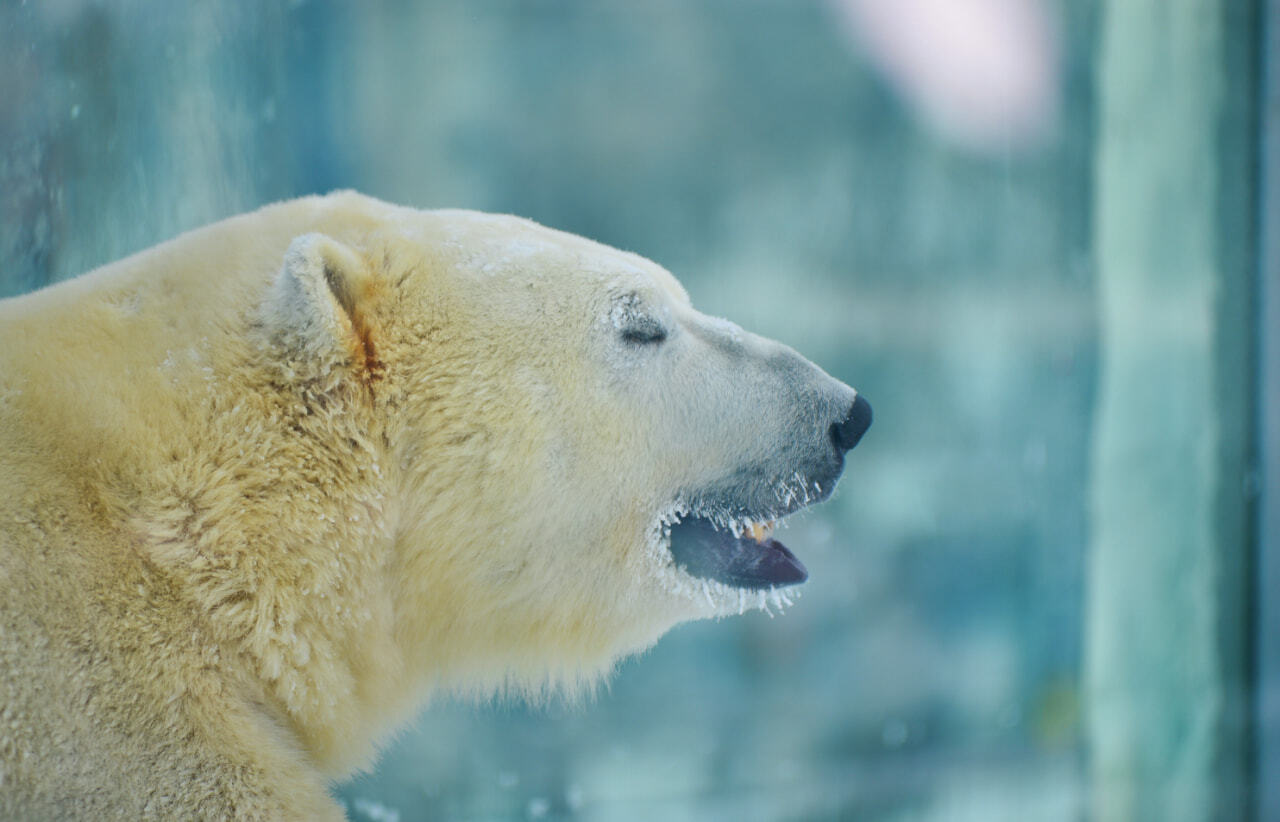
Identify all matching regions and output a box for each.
[1085,1,1258,820]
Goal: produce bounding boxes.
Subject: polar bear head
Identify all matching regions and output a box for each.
[264,203,869,693]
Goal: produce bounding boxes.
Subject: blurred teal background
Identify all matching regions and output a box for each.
[0,1,1271,820]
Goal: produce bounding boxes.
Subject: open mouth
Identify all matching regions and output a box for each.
[666,514,806,590]
[649,469,836,604]
[645,480,831,614]
[646,470,847,612]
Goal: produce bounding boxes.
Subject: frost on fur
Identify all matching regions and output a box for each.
[644,501,803,619]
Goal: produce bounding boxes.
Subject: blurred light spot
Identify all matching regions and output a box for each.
[829,0,1059,153]
[351,797,401,822]
[882,717,910,747]
[566,784,585,811]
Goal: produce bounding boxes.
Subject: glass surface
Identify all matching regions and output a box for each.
[0,2,1266,820]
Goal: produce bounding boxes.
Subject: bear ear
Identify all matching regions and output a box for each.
[263,233,372,363]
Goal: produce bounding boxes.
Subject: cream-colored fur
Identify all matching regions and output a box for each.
[0,192,859,819]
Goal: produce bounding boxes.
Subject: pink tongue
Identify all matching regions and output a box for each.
[668,518,808,589]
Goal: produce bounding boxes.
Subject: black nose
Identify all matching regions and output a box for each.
[831,394,872,453]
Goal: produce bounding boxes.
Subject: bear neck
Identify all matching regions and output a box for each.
[118,340,415,775]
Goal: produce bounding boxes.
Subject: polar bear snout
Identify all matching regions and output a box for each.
[659,376,871,597]
[830,394,873,454]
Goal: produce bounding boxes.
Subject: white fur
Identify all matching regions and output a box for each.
[0,192,855,818]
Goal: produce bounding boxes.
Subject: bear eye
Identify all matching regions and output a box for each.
[611,292,668,347]
[620,317,668,346]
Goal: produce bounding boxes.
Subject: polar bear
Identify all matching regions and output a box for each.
[0,192,870,820]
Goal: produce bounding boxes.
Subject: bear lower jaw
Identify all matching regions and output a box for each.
[665,513,808,590]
